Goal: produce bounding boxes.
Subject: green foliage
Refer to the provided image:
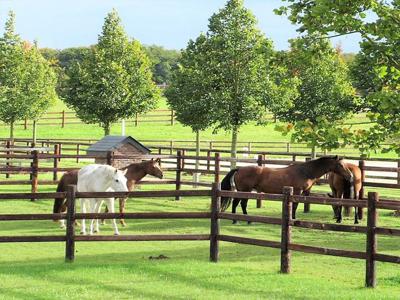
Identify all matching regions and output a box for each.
[274,36,357,154]
[144,45,180,84]
[167,0,297,161]
[62,9,159,135]
[276,0,400,155]
[0,11,57,138]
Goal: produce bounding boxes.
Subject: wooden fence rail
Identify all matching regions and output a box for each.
[0,185,399,287]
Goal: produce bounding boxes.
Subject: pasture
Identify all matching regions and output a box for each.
[0,99,399,299]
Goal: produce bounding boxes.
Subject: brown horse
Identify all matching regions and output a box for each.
[328,162,362,224]
[53,158,163,228]
[220,156,353,223]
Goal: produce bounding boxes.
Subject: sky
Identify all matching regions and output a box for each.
[0,0,361,52]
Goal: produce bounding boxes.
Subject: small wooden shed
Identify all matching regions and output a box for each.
[86,135,151,168]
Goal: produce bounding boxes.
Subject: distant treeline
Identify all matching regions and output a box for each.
[40,45,180,85]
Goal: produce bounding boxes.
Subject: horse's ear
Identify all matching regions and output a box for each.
[335,155,339,161]
[122,169,128,175]
[115,168,118,173]
[155,158,161,163]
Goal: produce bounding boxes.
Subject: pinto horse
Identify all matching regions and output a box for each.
[328,162,362,224]
[53,158,163,228]
[220,156,353,222]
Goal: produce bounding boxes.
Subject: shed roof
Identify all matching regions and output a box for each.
[86,135,151,154]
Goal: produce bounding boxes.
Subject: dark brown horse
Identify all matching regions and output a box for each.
[328,162,362,224]
[220,156,353,223]
[53,158,163,228]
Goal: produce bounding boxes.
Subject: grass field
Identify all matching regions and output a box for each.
[0,98,399,299]
[0,183,399,299]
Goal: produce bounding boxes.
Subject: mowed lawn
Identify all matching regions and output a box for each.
[0,181,399,299]
[0,98,399,299]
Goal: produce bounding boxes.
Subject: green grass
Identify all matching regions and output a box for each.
[1,98,398,158]
[0,186,399,299]
[0,98,399,299]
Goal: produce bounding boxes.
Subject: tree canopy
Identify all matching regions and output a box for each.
[62,9,159,136]
[0,11,57,139]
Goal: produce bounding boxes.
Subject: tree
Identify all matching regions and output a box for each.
[165,34,215,176]
[276,0,400,155]
[62,10,159,135]
[0,12,57,139]
[275,36,357,157]
[167,0,296,165]
[144,45,180,84]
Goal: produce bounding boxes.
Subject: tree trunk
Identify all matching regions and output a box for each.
[32,120,37,145]
[104,123,110,136]
[231,127,239,169]
[311,145,317,159]
[193,130,201,185]
[9,120,14,141]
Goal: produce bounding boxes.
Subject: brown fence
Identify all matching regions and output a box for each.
[0,184,399,288]
[0,150,399,202]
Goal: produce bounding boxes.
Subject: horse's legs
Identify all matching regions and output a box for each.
[105,198,119,235]
[80,199,87,235]
[292,202,299,220]
[59,201,67,229]
[119,197,127,227]
[336,206,343,223]
[240,199,251,224]
[232,198,240,224]
[93,199,104,233]
[89,199,99,235]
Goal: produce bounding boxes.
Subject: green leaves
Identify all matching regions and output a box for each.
[63,10,159,135]
[0,11,57,136]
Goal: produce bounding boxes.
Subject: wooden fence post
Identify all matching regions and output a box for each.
[53,144,59,181]
[214,153,220,183]
[169,141,173,155]
[256,154,263,208]
[135,113,138,127]
[210,182,221,262]
[365,192,378,288]
[303,158,311,213]
[31,150,39,201]
[76,144,80,163]
[175,150,182,201]
[170,110,175,125]
[65,184,76,262]
[5,140,11,179]
[281,186,293,274]
[207,150,211,171]
[359,160,366,220]
[24,117,28,130]
[61,110,65,128]
[286,143,291,153]
[58,143,62,162]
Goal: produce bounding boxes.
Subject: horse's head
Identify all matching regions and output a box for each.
[145,158,164,179]
[330,156,353,181]
[110,168,129,192]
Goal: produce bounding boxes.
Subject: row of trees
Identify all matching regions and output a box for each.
[167,0,399,160]
[1,1,398,160]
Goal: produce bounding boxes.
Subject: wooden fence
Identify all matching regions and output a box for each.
[0,184,399,288]
[2,109,178,128]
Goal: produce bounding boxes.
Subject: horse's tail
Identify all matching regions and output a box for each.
[343,177,354,200]
[53,176,67,215]
[220,169,238,212]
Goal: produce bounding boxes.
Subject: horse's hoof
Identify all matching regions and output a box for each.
[114,232,120,236]
[354,221,359,224]
[80,231,86,235]
[336,219,342,224]
[247,221,252,225]
[232,220,238,225]
[120,221,127,227]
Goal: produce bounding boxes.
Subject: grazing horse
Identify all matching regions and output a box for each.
[220,156,353,223]
[78,164,128,235]
[328,162,362,224]
[53,159,164,228]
